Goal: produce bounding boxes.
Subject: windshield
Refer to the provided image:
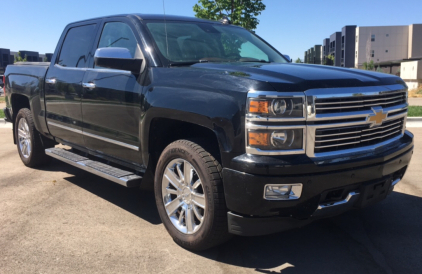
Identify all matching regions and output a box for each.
[146,22,287,64]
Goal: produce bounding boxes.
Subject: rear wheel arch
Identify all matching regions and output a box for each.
[11,94,31,120]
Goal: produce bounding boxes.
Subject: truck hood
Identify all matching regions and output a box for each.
[188,62,405,91]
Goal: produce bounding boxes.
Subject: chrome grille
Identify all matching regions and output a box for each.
[315,91,406,114]
[314,118,405,153]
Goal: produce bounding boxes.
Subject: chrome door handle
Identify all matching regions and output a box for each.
[45,78,56,84]
[82,82,96,90]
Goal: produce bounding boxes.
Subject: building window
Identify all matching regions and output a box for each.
[371,34,375,42]
[386,50,388,53]
[386,34,389,37]
[355,51,357,57]
[371,50,374,57]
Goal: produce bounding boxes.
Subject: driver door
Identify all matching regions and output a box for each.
[81,19,145,164]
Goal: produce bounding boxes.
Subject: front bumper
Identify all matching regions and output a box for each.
[223,131,413,236]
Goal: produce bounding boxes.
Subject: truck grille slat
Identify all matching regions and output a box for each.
[361,130,400,142]
[360,125,402,137]
[315,94,404,106]
[315,140,361,149]
[314,118,404,153]
[315,91,406,114]
[316,98,405,110]
[361,120,402,132]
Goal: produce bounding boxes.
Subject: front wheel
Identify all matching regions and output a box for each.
[154,140,231,250]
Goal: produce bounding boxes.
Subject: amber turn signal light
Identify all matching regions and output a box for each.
[248,132,269,146]
[249,100,270,114]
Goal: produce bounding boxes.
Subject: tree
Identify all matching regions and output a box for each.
[193,0,266,31]
[14,52,27,63]
[363,60,374,70]
[324,55,335,66]
[295,58,302,63]
[368,60,374,70]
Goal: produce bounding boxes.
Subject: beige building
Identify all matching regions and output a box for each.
[355,24,422,68]
[401,60,422,90]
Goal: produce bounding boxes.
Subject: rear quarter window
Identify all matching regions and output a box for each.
[57,24,97,68]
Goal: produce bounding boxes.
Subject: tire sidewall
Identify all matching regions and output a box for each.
[154,142,217,248]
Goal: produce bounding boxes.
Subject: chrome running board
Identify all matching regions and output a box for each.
[45,147,142,187]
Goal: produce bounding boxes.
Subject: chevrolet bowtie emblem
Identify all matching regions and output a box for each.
[367,107,387,127]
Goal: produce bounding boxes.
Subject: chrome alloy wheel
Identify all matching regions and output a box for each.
[18,118,31,158]
[162,158,206,234]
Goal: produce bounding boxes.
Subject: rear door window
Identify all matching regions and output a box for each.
[57,24,97,68]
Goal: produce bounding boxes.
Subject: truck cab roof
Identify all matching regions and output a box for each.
[69,13,220,26]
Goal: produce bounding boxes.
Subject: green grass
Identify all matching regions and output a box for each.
[408,106,422,117]
[0,109,4,119]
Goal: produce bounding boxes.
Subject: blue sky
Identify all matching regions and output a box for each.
[3,0,421,61]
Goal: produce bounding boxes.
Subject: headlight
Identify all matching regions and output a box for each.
[248,97,304,118]
[246,91,306,155]
[247,128,304,151]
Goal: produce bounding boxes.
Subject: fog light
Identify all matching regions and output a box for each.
[264,184,303,200]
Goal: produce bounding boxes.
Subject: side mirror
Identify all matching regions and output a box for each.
[283,54,292,63]
[94,48,142,73]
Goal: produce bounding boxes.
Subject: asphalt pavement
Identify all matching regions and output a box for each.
[0,125,421,273]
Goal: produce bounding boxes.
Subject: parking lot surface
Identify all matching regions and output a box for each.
[0,125,421,274]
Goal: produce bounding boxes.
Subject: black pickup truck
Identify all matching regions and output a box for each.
[3,14,413,250]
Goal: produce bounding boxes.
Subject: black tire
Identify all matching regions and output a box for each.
[154,140,231,250]
[15,108,52,167]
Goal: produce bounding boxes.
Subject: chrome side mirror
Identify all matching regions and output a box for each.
[94,48,143,73]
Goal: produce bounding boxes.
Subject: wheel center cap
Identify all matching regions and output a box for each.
[182,187,192,204]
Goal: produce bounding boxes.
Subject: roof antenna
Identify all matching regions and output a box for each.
[163,0,169,59]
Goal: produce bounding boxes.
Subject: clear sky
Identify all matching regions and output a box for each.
[3,0,422,61]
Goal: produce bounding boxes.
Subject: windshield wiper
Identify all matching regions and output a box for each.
[239,59,271,63]
[169,60,209,67]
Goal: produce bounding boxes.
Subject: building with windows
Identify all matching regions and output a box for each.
[0,48,12,74]
[17,50,39,62]
[305,23,422,70]
[341,25,357,68]
[304,45,322,64]
[321,38,329,65]
[355,24,422,68]
[328,32,341,66]
[0,48,54,73]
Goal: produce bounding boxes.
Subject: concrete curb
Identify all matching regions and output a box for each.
[407,117,422,121]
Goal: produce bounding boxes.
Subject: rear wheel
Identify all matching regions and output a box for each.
[15,108,52,167]
[154,140,231,250]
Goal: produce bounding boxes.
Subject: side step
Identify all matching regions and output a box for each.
[45,147,142,187]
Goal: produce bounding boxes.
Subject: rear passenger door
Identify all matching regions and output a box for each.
[45,21,99,147]
[81,18,145,164]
